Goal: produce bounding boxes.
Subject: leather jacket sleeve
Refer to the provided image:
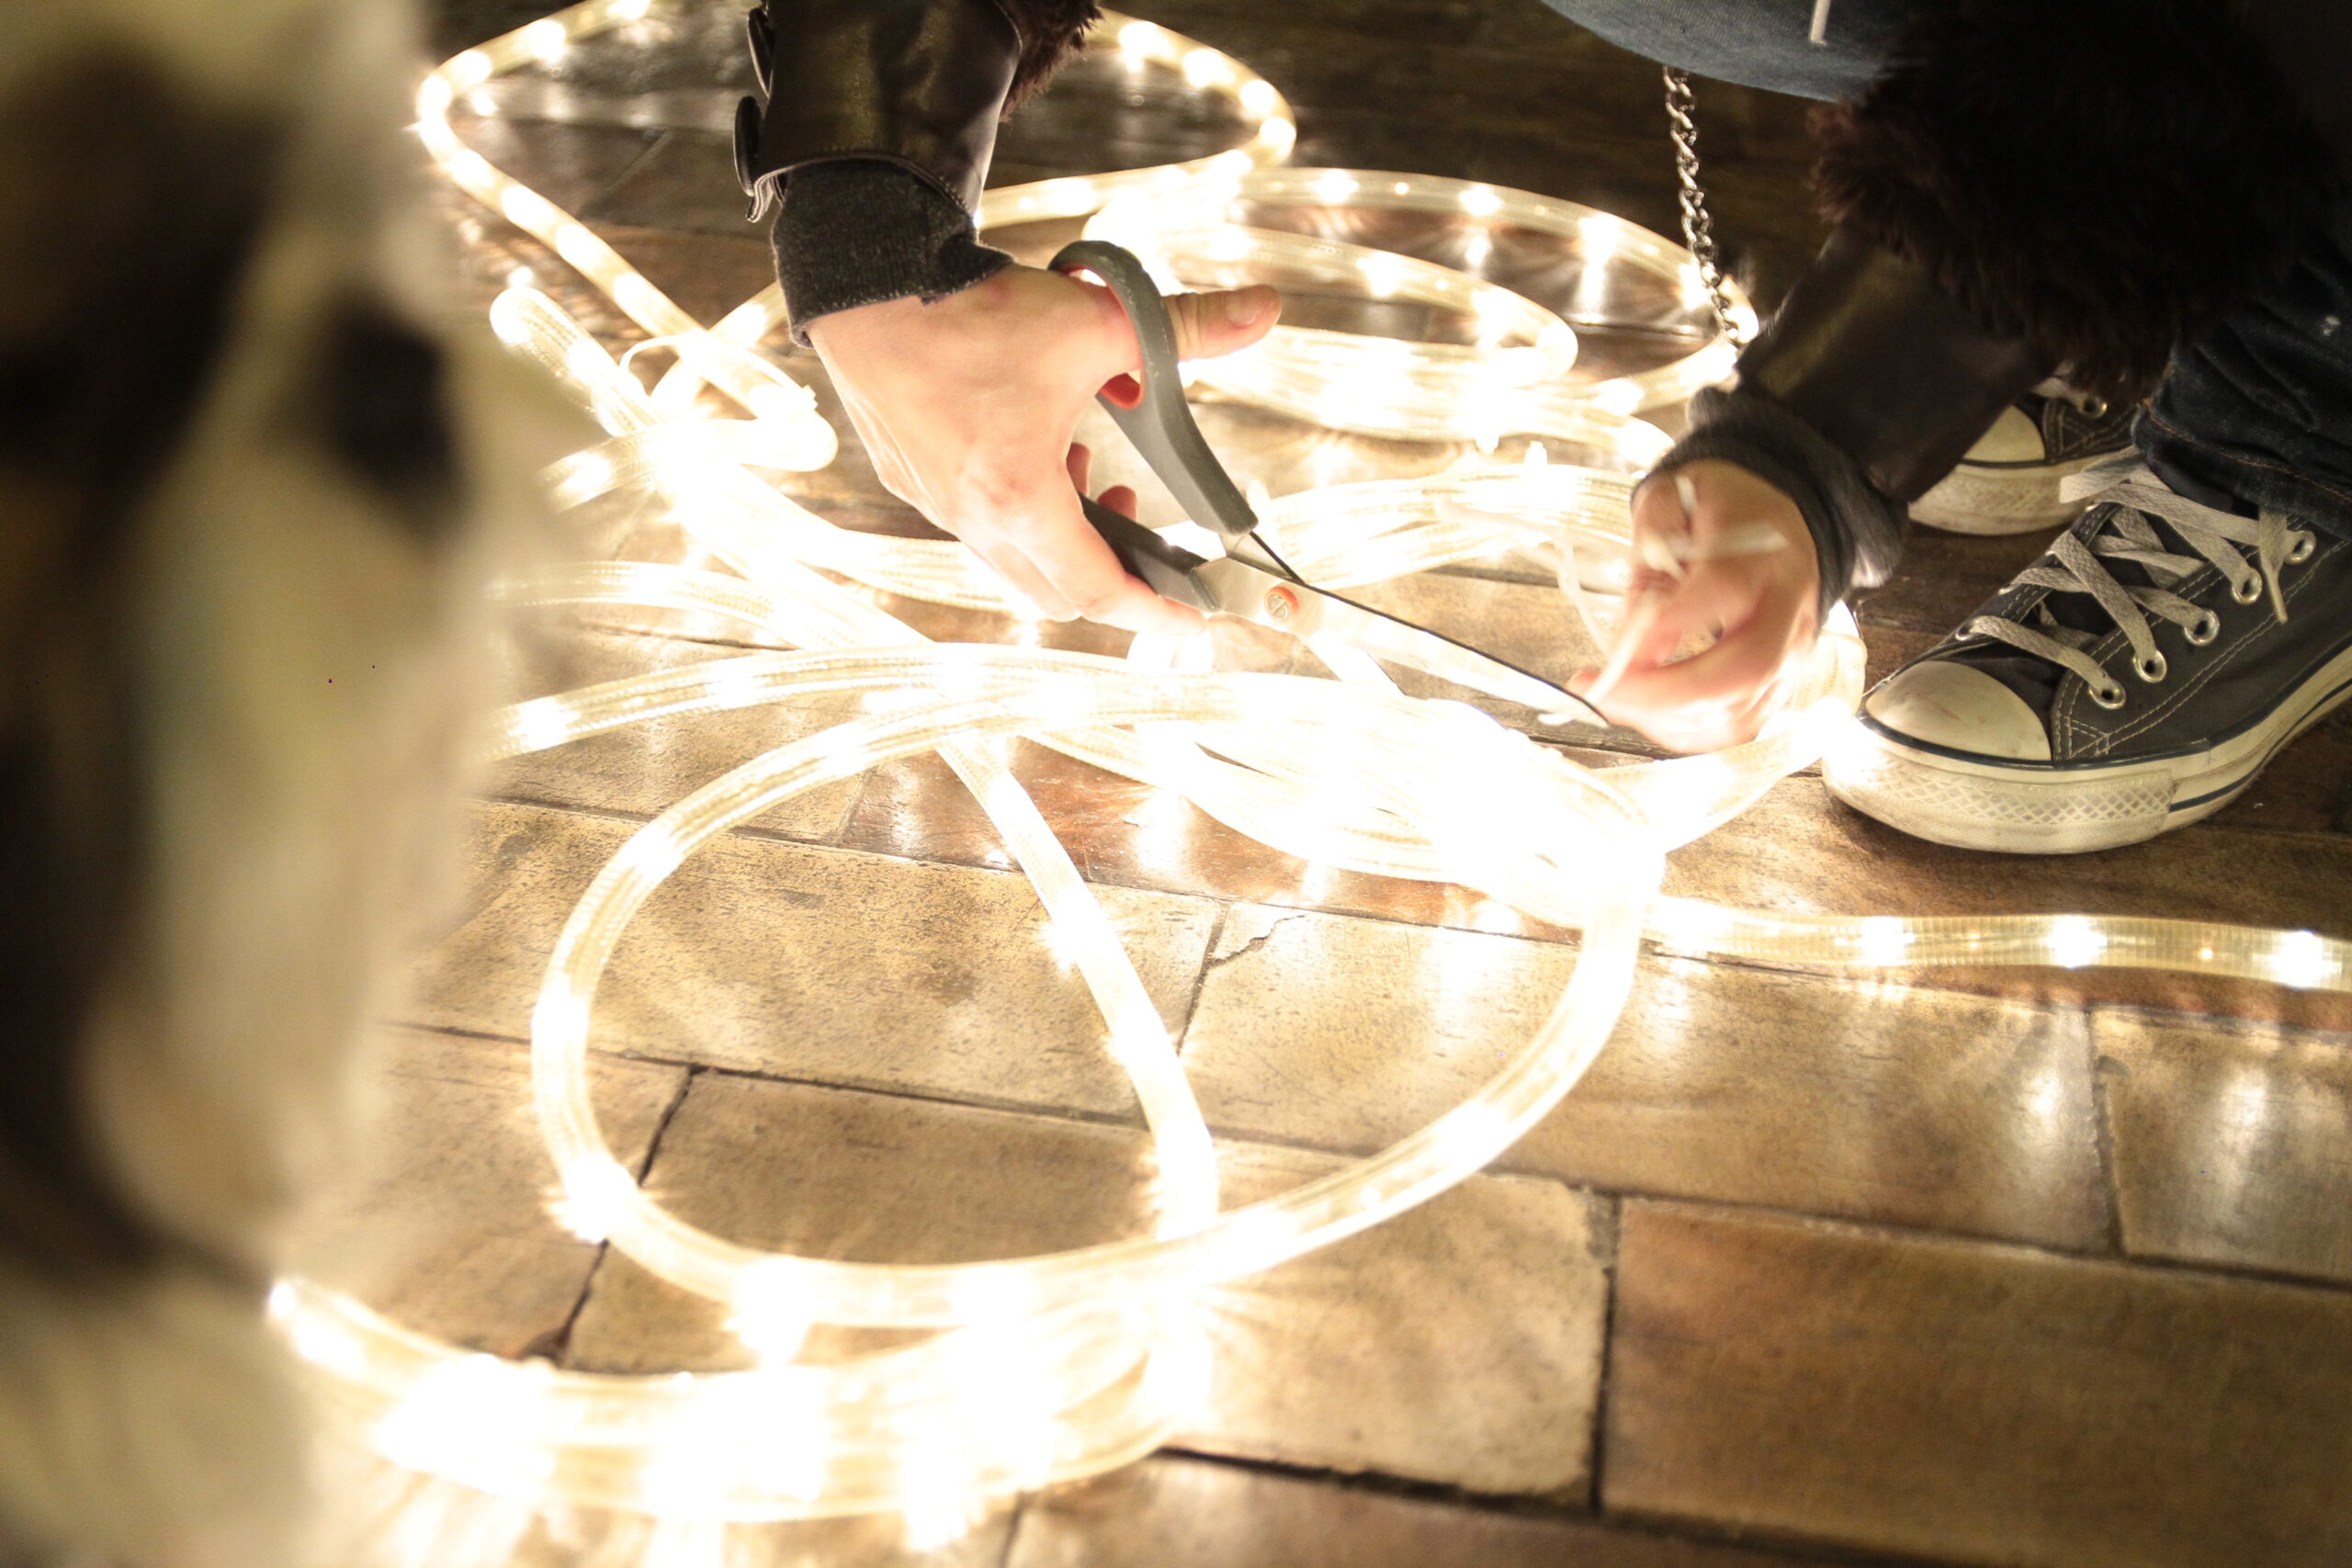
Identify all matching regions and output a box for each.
[1666,0,2344,613]
[1655,224,2047,614]
[1734,228,2048,504]
[733,0,1022,223]
[735,0,1103,333]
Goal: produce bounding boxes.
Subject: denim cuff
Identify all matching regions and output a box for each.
[771,160,1012,343]
[1653,383,1910,617]
[2138,394,2352,545]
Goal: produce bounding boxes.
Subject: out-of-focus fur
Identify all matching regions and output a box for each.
[1812,0,2346,398]
[993,0,1098,107]
[0,2,568,1562]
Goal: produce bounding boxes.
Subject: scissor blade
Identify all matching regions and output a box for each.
[1324,595,1608,727]
[1195,557,1607,728]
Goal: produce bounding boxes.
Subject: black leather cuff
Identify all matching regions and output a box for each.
[1736,225,2049,503]
[1653,225,2051,610]
[734,0,1020,222]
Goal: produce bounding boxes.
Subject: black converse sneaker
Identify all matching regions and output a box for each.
[1826,454,2352,853]
[1910,382,2140,536]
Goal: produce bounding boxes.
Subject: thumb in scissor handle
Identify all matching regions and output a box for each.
[1049,240,1261,549]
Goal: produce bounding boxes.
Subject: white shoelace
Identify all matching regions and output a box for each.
[1964,454,2315,703]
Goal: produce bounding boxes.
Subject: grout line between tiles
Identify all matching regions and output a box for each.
[474,795,2352,1041]
[468,789,1577,938]
[1145,1447,1959,1563]
[1618,1191,2352,1303]
[991,1501,1027,1568]
[1641,940,2342,1031]
[823,749,887,851]
[1495,1165,2120,1264]
[1586,1191,1623,1516]
[1150,1444,1589,1519]
[478,790,973,863]
[2084,1011,2129,1258]
[456,791,2344,1033]
[1591,1499,1996,1568]
[2086,995,2352,1048]
[379,1014,2352,1295]
[604,1049,1157,1138]
[2097,1245,2352,1297]
[380,1016,1159,1136]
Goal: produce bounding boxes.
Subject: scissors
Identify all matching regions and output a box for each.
[1048,240,1607,731]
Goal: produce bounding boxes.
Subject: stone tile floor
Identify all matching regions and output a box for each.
[310,2,2352,1562]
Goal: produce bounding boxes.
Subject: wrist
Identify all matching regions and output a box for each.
[803,289,922,351]
[1655,390,1901,620]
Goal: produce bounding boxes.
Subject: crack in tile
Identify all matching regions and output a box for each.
[1203,909,1309,976]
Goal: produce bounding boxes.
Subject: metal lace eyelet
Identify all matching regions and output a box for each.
[2133,651,2167,683]
[2183,611,2221,646]
[2080,396,2110,418]
[2090,680,2128,710]
[2232,575,2264,604]
[2288,530,2318,565]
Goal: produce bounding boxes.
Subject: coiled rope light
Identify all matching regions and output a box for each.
[1087,167,1757,438]
[280,0,2352,1552]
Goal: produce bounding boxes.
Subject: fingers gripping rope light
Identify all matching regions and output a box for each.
[280,0,2352,1550]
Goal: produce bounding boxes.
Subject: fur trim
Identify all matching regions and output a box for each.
[990,0,1098,108]
[1813,0,2343,397]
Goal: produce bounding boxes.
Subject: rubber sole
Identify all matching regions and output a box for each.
[1824,644,2352,854]
[1909,451,2112,536]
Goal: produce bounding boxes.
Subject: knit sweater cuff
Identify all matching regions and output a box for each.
[771,160,1012,342]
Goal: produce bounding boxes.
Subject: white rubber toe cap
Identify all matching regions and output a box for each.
[1864,660,2052,761]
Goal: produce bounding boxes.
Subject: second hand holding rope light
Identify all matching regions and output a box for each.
[282,0,2352,1551]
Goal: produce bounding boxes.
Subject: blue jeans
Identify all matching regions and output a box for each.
[1550,0,2352,542]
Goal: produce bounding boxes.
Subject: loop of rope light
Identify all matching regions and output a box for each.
[283,0,2352,1551]
[1086,167,1757,435]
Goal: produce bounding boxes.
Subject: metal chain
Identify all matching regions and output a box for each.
[1662,66,1747,346]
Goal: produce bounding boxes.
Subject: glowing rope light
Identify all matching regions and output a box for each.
[618,8,1302,364]
[1085,166,1758,434]
[529,666,1656,1328]
[272,0,2352,1547]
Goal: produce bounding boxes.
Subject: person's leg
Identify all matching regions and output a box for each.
[2139,202,2352,543]
[1538,0,1924,101]
[1546,0,2120,536]
[1825,210,2352,852]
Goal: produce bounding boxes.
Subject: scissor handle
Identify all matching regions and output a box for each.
[1080,492,1217,612]
[1050,240,1261,548]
